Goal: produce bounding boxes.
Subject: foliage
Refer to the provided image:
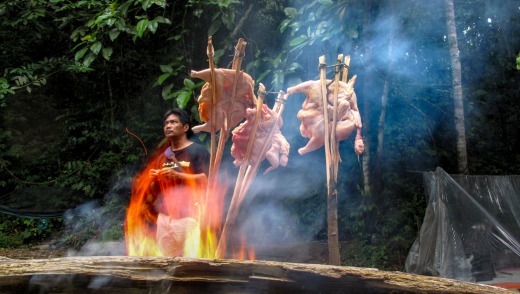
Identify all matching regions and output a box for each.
[0,215,63,247]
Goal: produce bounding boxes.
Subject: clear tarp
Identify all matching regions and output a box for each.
[405,167,520,287]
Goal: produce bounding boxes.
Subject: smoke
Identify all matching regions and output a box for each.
[58,165,137,257]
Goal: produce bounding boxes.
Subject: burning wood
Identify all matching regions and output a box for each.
[0,256,509,293]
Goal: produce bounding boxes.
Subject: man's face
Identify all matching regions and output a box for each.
[163,114,188,139]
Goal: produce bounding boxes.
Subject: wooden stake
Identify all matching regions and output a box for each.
[331,54,343,182]
[215,83,264,259]
[319,55,342,266]
[239,90,287,198]
[342,55,350,83]
[212,39,248,179]
[319,56,331,188]
[206,36,218,190]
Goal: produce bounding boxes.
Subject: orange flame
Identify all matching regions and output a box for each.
[125,145,254,259]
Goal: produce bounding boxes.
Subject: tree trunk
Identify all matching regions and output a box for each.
[0,256,509,293]
[445,0,468,174]
[375,2,396,187]
[361,0,373,201]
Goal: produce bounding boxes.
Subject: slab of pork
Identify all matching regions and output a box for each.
[231,104,290,174]
[190,68,256,133]
[287,76,364,155]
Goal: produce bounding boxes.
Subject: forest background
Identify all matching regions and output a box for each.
[1,0,519,270]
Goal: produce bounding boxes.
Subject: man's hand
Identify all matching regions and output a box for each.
[158,167,180,180]
[150,167,184,181]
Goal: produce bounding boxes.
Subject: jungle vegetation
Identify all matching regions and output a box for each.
[1,0,519,270]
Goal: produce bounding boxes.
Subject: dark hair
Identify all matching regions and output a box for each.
[162,108,194,138]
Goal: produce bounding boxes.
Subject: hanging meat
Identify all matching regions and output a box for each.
[230,104,290,175]
[190,68,256,133]
[287,76,363,155]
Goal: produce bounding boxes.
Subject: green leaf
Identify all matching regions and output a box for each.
[141,0,151,10]
[158,73,171,85]
[176,91,191,108]
[284,7,297,18]
[217,0,233,7]
[95,14,111,25]
[81,34,93,41]
[160,64,173,73]
[82,52,96,67]
[208,20,222,36]
[183,78,195,90]
[148,20,158,33]
[221,11,234,29]
[256,70,271,83]
[109,29,120,41]
[167,34,182,41]
[102,47,113,60]
[162,83,174,100]
[289,35,308,46]
[136,19,149,38]
[280,19,290,33]
[152,0,167,8]
[154,16,171,24]
[90,41,102,54]
[516,52,520,70]
[74,47,89,61]
[318,0,333,5]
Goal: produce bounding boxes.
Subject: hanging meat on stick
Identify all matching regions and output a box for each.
[190,68,256,133]
[231,103,290,175]
[286,76,364,156]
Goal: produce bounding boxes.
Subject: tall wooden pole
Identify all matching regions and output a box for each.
[319,55,340,265]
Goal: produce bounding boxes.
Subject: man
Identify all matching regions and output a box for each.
[148,108,210,256]
[149,108,210,184]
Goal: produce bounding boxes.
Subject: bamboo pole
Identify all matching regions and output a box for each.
[331,54,343,182]
[206,36,218,190]
[319,56,343,265]
[319,56,331,190]
[238,90,287,199]
[215,84,265,259]
[342,55,350,83]
[212,39,248,177]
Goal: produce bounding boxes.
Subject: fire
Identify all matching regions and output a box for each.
[125,144,254,259]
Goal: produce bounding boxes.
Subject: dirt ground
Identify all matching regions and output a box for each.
[0,244,66,260]
[0,241,329,263]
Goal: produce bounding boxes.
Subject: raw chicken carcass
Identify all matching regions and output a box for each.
[287,76,363,155]
[190,68,256,133]
[231,104,290,174]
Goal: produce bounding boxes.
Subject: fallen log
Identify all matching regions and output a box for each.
[0,256,511,293]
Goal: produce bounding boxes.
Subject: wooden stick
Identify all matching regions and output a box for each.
[319,55,342,266]
[319,56,331,188]
[215,83,264,259]
[331,54,343,183]
[339,55,349,166]
[206,36,218,189]
[212,39,248,177]
[239,91,287,198]
[342,55,350,83]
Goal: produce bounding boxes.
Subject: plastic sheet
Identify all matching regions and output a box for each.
[405,167,520,286]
